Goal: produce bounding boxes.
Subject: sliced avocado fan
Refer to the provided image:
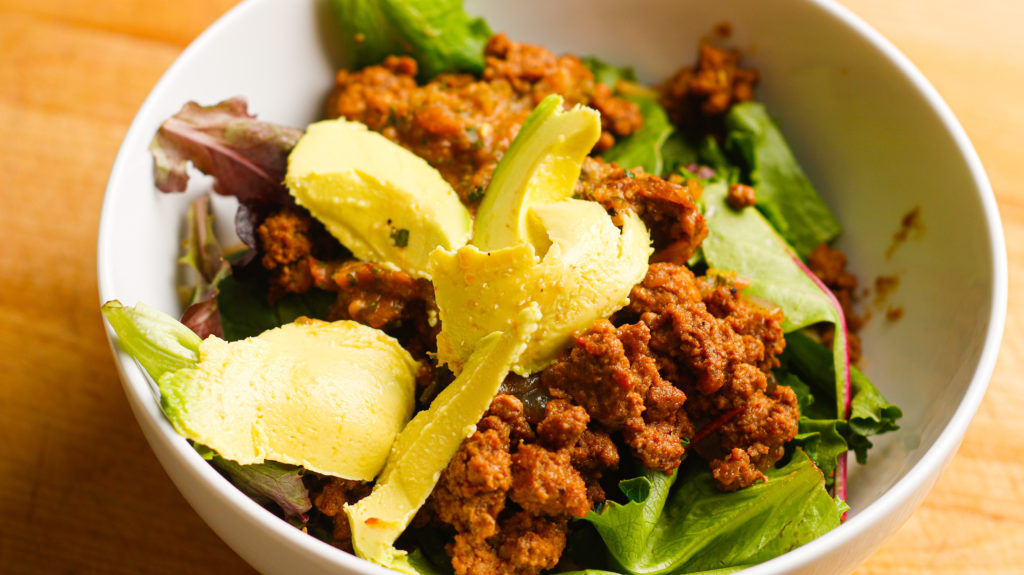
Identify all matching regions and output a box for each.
[430,94,652,376]
[102,301,418,481]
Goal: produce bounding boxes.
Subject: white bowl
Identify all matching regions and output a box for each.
[97,0,1007,573]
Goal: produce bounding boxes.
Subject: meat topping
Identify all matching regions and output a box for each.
[575,157,708,263]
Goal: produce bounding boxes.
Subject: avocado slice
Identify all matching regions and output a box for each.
[345,305,541,570]
[102,302,418,481]
[286,119,472,279]
[431,200,650,375]
[473,94,601,254]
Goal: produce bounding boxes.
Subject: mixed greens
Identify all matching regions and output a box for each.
[104,1,903,573]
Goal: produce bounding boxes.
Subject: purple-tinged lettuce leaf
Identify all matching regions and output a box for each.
[577,450,841,575]
[150,98,302,267]
[787,252,851,504]
[149,97,301,204]
[180,298,223,340]
[209,457,312,523]
[178,195,230,339]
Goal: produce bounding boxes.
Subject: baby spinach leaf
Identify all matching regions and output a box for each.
[217,275,336,342]
[580,450,840,575]
[660,132,700,177]
[581,56,637,88]
[328,0,492,81]
[600,87,674,176]
[723,102,840,257]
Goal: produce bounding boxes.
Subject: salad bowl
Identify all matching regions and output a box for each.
[97,0,1006,573]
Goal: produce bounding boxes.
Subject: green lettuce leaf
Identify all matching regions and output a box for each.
[580,450,841,575]
[101,301,201,382]
[581,56,636,88]
[723,102,840,257]
[216,275,336,342]
[781,331,902,464]
[791,418,848,483]
[660,132,700,177]
[581,57,693,178]
[602,87,674,177]
[778,372,847,484]
[328,0,492,81]
[699,181,837,333]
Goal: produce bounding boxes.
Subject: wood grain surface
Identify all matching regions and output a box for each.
[1,0,1021,573]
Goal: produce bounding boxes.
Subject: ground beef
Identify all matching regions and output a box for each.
[256,206,344,301]
[448,513,568,575]
[510,444,590,518]
[536,399,589,451]
[617,263,795,490]
[567,428,619,476]
[697,274,787,374]
[436,392,618,575]
[710,448,765,492]
[726,182,757,209]
[717,385,800,470]
[327,35,642,204]
[806,242,864,363]
[575,157,708,264]
[481,33,594,107]
[661,43,759,136]
[311,478,371,552]
[542,320,647,429]
[542,319,694,473]
[623,373,694,472]
[432,427,513,539]
[625,263,763,396]
[309,259,437,359]
[479,393,536,446]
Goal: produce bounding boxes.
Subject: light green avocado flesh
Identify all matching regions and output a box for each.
[345,305,541,571]
[286,118,472,278]
[473,93,602,254]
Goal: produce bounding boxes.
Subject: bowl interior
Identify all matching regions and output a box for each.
[98,0,1005,573]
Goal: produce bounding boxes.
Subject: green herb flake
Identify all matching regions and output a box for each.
[390,227,410,248]
[467,186,486,203]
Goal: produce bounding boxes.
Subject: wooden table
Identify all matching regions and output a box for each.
[1,0,1020,573]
